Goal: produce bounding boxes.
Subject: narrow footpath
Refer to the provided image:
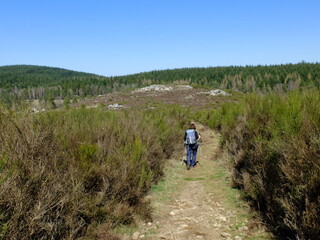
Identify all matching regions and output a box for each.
[122,124,270,240]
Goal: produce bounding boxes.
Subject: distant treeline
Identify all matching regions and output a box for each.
[0,63,320,104]
[0,65,114,104]
[119,62,320,90]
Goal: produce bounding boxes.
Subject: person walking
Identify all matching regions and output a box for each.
[184,123,201,170]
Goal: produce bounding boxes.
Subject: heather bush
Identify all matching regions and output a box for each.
[198,90,320,239]
[0,106,188,239]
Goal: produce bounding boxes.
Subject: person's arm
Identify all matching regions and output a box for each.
[196,131,201,140]
[184,131,187,141]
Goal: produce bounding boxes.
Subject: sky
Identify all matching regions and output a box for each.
[1,0,320,76]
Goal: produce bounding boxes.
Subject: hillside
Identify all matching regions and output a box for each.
[114,62,320,91]
[1,63,320,106]
[0,65,107,88]
[73,85,236,111]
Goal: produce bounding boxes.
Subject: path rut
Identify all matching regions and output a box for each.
[124,124,269,240]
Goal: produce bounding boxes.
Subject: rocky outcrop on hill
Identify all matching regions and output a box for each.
[133,85,193,93]
[133,85,173,93]
[207,89,230,96]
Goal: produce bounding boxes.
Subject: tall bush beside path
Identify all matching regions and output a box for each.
[197,90,320,239]
[0,106,188,239]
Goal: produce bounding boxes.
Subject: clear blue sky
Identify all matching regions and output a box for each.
[1,0,319,76]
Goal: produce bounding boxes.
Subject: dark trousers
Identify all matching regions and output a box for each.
[186,144,198,167]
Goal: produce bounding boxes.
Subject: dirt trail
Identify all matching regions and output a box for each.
[124,124,269,240]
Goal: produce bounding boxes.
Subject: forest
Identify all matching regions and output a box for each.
[0,63,320,106]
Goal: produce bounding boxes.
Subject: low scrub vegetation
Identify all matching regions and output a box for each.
[0,106,189,239]
[197,90,320,239]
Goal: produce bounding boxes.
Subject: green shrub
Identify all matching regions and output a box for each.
[0,106,189,239]
[198,89,320,239]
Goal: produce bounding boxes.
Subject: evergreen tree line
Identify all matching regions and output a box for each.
[1,63,320,105]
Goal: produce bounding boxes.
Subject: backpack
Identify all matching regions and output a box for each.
[186,129,196,145]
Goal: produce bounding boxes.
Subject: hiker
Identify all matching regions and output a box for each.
[184,123,201,170]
